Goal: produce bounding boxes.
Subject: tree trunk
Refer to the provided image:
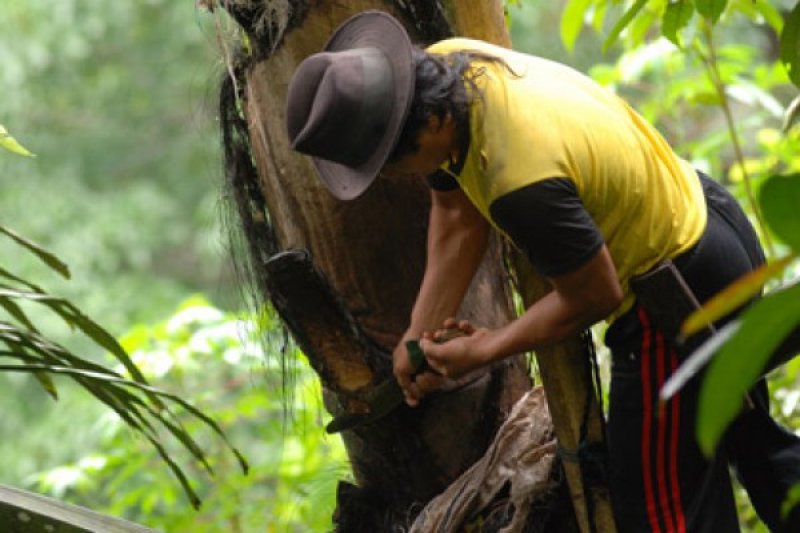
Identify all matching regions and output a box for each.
[511,253,617,533]
[218,0,572,530]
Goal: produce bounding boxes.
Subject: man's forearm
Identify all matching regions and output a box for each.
[408,194,490,335]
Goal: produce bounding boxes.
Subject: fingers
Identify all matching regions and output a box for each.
[395,321,482,406]
[393,339,417,405]
[458,319,476,335]
[404,385,421,407]
[419,338,447,376]
[429,318,466,343]
[415,371,446,395]
[394,338,440,407]
[404,371,445,406]
[442,317,459,330]
[432,318,475,340]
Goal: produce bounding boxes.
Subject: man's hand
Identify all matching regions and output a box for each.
[393,330,446,407]
[421,318,494,380]
[393,319,496,406]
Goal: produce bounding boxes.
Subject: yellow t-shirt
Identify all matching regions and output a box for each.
[426,38,707,319]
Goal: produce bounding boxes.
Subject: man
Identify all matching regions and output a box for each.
[285,10,800,531]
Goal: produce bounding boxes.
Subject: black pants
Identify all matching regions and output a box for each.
[605,175,800,532]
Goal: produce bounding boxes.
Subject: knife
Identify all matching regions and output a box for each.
[325,330,462,434]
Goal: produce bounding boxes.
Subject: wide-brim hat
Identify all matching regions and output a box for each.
[285,11,414,200]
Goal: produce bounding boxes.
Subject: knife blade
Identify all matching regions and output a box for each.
[325,330,461,434]
[325,339,425,433]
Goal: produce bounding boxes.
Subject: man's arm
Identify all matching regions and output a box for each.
[393,185,490,405]
[421,244,623,379]
[420,178,624,380]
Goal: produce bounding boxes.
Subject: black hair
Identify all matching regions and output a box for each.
[389,47,516,162]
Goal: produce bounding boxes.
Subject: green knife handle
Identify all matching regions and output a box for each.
[405,340,426,372]
[404,329,464,374]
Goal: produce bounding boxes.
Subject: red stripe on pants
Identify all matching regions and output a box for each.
[655,331,676,532]
[669,347,687,533]
[639,307,662,533]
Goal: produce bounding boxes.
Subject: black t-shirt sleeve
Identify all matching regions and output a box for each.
[489,178,604,277]
[426,169,461,191]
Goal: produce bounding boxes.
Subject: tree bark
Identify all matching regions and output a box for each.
[219,0,577,530]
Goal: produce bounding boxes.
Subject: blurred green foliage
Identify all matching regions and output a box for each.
[0,223,249,509]
[0,0,236,486]
[32,296,349,532]
[0,0,231,336]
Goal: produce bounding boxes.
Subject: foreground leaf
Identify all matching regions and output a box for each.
[697,283,800,455]
[695,0,728,24]
[561,0,592,52]
[603,0,647,53]
[760,173,800,251]
[781,1,800,88]
[681,255,796,337]
[661,320,740,402]
[1,312,249,505]
[0,285,164,409]
[782,95,800,133]
[784,483,800,520]
[662,0,694,47]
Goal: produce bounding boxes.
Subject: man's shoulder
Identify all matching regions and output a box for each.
[426,38,509,57]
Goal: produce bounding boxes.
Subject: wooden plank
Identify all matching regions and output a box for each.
[0,484,156,533]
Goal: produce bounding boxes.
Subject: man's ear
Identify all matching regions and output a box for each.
[425,114,442,133]
[426,113,453,133]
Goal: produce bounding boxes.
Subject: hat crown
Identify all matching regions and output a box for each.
[284,10,414,200]
[287,47,394,168]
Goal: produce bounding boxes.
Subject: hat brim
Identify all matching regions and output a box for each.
[310,11,414,200]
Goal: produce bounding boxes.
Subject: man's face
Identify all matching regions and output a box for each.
[382,114,457,179]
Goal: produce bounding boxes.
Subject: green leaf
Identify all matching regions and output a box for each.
[760,173,800,251]
[784,483,800,519]
[629,5,658,47]
[592,2,609,33]
[697,283,800,455]
[33,372,59,400]
[0,289,165,411]
[0,361,247,507]
[663,0,695,46]
[561,0,593,52]
[0,296,39,332]
[681,255,795,337]
[782,95,800,133]
[149,411,213,475]
[754,1,783,33]
[603,0,648,53]
[0,226,70,279]
[695,0,727,24]
[688,90,722,106]
[0,265,42,291]
[780,1,800,89]
[0,124,35,157]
